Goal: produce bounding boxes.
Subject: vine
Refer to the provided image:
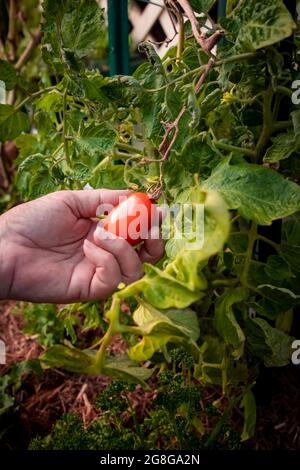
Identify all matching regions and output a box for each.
[1,0,300,445]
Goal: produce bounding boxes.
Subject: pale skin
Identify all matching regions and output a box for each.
[0,189,164,303]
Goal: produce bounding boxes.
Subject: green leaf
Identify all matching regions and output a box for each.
[143,263,205,308]
[281,213,300,273]
[0,59,17,90]
[103,356,153,387]
[17,154,56,198]
[246,317,294,367]
[0,359,42,416]
[199,88,222,117]
[214,287,248,357]
[128,303,199,362]
[203,157,300,225]
[40,345,97,374]
[194,336,226,385]
[189,0,217,13]
[240,390,256,441]
[281,244,300,274]
[257,285,300,303]
[163,158,193,198]
[76,123,118,156]
[18,153,47,173]
[251,299,285,322]
[134,63,165,142]
[133,303,200,340]
[42,0,67,33]
[264,255,293,281]
[15,134,44,159]
[263,132,298,163]
[90,164,126,189]
[232,0,296,52]
[28,167,59,199]
[166,186,230,264]
[61,1,104,58]
[0,104,30,141]
[36,90,64,113]
[291,110,300,143]
[179,136,220,175]
[81,75,109,104]
[120,263,204,309]
[282,212,300,246]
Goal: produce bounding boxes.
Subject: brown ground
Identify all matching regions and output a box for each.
[0,300,299,450]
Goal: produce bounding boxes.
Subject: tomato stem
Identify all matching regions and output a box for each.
[94,297,121,372]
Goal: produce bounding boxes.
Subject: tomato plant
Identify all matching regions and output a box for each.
[1,0,300,444]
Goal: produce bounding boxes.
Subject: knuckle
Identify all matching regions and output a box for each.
[123,267,143,284]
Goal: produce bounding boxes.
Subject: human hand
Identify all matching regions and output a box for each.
[0,190,164,303]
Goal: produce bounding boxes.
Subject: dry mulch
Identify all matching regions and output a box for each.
[0,301,155,449]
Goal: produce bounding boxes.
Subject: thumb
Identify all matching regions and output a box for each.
[70,189,130,218]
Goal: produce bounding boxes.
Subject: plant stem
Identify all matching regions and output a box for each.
[255,85,273,163]
[176,6,185,60]
[94,323,114,372]
[276,85,292,97]
[195,57,215,93]
[14,86,57,112]
[94,297,121,372]
[145,53,256,93]
[15,29,42,70]
[255,234,280,253]
[117,142,143,154]
[63,88,70,166]
[271,121,293,133]
[52,142,64,159]
[7,0,17,61]
[241,222,257,287]
[212,278,239,287]
[114,151,142,161]
[214,141,255,158]
[204,396,240,448]
[92,156,112,174]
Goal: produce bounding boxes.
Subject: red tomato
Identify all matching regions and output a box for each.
[102,192,155,245]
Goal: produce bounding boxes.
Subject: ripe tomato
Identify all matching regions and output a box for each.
[102,192,155,245]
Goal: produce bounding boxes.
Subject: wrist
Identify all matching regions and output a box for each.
[0,214,15,300]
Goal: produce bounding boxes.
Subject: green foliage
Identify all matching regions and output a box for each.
[224,0,296,52]
[0,360,42,416]
[214,287,248,357]
[128,303,200,362]
[203,158,300,225]
[240,390,256,442]
[2,0,300,447]
[29,373,244,450]
[0,104,30,141]
[21,304,63,345]
[0,60,18,90]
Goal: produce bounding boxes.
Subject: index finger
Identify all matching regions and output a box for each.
[68,189,131,218]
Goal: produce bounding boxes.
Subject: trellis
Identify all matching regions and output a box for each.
[99,0,213,59]
[99,0,178,58]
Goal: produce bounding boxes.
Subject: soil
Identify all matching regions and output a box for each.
[0,300,299,450]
